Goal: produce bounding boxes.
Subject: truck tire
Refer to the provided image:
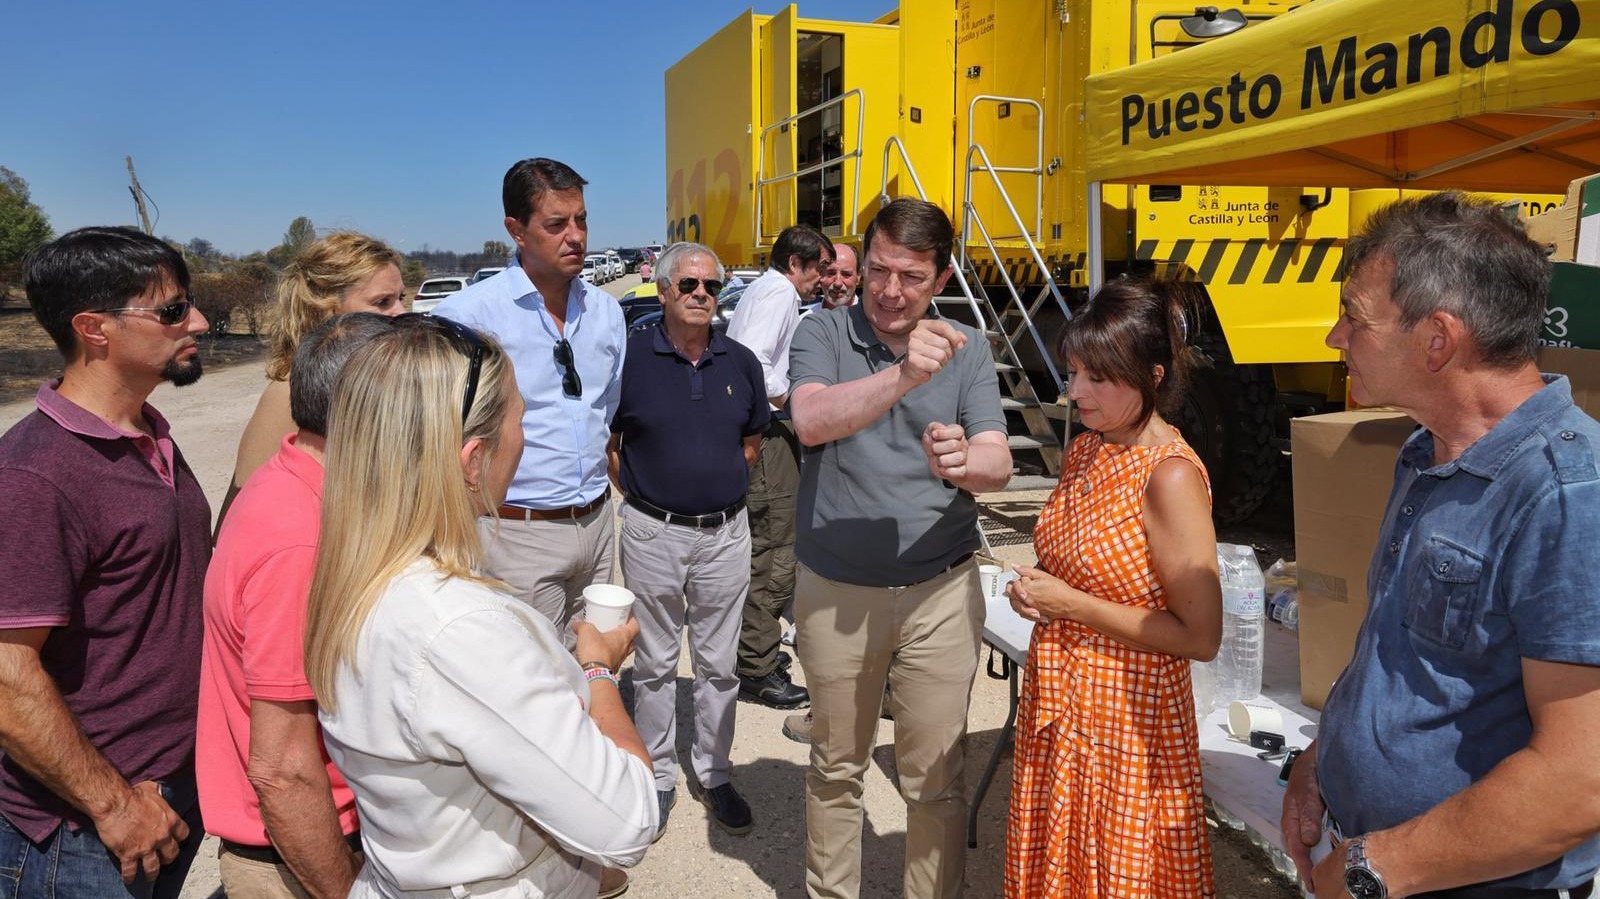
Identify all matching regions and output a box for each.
[1174,334,1279,525]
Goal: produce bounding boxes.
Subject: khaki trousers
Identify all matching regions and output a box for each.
[218,846,365,898]
[476,502,615,650]
[738,419,799,677]
[795,559,984,899]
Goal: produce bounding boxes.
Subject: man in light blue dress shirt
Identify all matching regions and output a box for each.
[435,157,626,649]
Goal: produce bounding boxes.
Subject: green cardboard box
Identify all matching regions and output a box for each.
[1541,262,1600,350]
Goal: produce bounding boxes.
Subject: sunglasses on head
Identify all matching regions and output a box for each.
[552,338,582,399]
[95,295,194,326]
[395,313,487,425]
[676,277,723,298]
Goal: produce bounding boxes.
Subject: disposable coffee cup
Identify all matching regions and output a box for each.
[979,564,1004,599]
[582,584,635,633]
[1226,700,1283,741]
[996,570,1020,599]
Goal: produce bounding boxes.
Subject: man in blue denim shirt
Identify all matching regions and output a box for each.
[1281,192,1600,899]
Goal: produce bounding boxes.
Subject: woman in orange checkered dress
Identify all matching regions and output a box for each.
[1003,279,1223,899]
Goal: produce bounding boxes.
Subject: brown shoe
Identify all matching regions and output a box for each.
[782,711,813,744]
[598,867,629,899]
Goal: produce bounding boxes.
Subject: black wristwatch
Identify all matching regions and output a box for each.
[1344,836,1389,899]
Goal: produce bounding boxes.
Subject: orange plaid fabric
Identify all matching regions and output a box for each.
[1004,431,1215,899]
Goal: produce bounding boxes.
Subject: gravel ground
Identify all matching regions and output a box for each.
[0,274,1301,899]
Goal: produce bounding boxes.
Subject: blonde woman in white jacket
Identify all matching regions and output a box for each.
[305,315,657,898]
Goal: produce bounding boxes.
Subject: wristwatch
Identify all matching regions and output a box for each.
[1344,836,1389,899]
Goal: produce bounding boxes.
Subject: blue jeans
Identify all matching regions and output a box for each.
[0,774,204,899]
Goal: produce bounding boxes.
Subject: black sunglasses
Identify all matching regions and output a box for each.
[95,296,194,326]
[396,313,487,425]
[553,338,582,399]
[676,277,723,298]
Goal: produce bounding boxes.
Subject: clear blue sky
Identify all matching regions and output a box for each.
[3,1,882,257]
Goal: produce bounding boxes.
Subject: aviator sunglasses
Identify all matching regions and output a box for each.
[94,295,195,326]
[552,338,582,399]
[675,277,723,298]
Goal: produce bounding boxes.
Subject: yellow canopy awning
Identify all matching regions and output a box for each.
[1084,0,1600,192]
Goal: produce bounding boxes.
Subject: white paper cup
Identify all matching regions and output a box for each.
[1227,700,1284,740]
[979,564,1004,598]
[582,584,635,633]
[996,570,1020,599]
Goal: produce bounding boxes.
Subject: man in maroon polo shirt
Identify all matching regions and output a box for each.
[0,227,211,896]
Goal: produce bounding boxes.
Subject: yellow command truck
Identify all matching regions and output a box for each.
[664,1,1555,521]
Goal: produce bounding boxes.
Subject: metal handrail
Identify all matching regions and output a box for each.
[879,135,931,205]
[879,136,989,331]
[755,88,866,246]
[962,142,1070,393]
[964,95,1045,243]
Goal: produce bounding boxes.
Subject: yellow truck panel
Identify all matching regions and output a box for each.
[664,1,1569,519]
[663,12,758,262]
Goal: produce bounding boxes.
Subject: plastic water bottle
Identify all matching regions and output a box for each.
[1191,659,1218,719]
[1215,543,1265,705]
[1267,587,1300,631]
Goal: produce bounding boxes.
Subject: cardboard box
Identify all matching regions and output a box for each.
[1543,346,1600,412]
[1291,410,1418,709]
[1290,349,1600,710]
[1541,263,1600,350]
[1522,172,1600,265]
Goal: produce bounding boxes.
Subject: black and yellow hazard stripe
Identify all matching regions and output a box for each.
[1134,237,1343,285]
[967,252,1088,287]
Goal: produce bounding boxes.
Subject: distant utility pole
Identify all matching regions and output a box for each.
[125,155,153,235]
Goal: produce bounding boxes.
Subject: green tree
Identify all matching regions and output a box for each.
[270,216,316,267]
[401,259,428,288]
[0,166,54,283]
[482,240,511,263]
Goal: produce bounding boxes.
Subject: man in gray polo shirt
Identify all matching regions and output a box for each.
[787,198,1012,899]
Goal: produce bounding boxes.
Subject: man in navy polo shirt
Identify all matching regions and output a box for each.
[1281,192,1600,899]
[608,242,769,841]
[0,227,211,896]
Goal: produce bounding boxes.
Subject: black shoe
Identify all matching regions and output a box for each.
[738,670,810,709]
[776,651,793,674]
[694,782,753,835]
[654,788,676,843]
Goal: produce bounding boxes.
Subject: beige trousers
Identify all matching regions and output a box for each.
[794,558,985,899]
[476,502,615,650]
[217,849,313,899]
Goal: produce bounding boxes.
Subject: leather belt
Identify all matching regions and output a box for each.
[221,831,363,866]
[491,488,610,521]
[626,495,745,529]
[891,551,977,589]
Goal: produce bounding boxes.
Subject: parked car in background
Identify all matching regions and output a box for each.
[412,276,470,313]
[470,267,504,284]
[617,247,646,273]
[584,253,612,283]
[617,281,660,325]
[580,257,602,283]
[605,250,623,280]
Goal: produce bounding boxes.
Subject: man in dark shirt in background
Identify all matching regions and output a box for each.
[609,242,770,840]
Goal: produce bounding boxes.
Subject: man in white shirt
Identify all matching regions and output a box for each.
[723,224,833,710]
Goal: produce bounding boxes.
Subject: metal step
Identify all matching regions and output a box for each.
[1000,397,1071,420]
[1007,434,1057,451]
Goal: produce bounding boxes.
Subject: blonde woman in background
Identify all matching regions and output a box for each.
[220,231,406,523]
[305,316,657,899]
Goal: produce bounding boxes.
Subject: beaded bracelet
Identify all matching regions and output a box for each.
[584,666,620,689]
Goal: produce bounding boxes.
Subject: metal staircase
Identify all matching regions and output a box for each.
[880,115,1071,478]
